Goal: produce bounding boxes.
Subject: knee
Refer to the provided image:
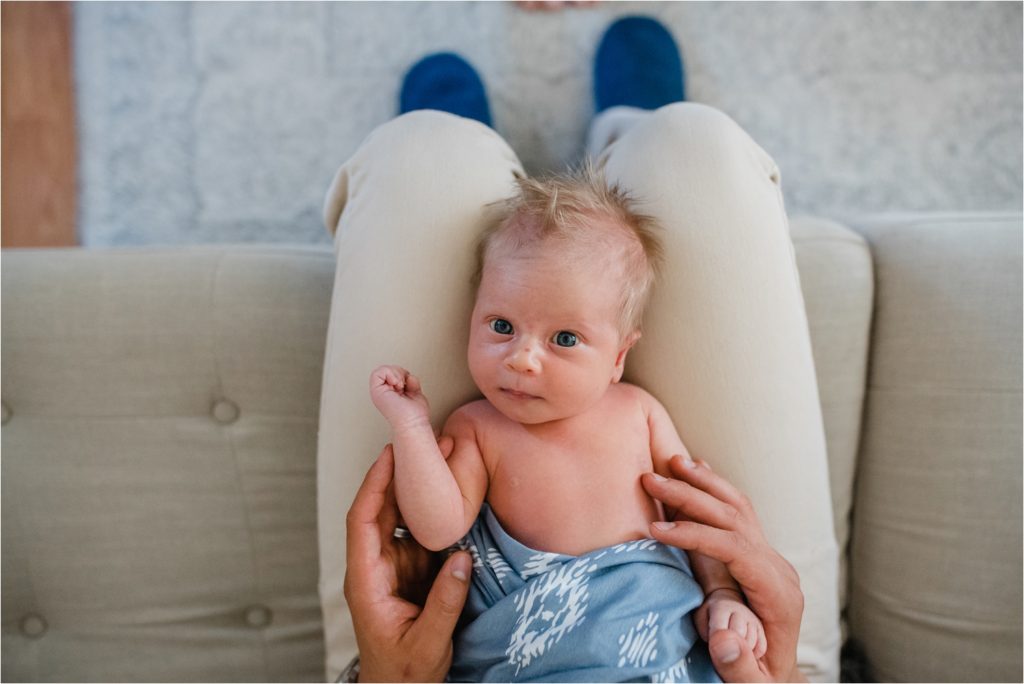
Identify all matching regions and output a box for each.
[324,111,519,235]
[359,110,508,176]
[649,103,745,148]
[623,102,773,178]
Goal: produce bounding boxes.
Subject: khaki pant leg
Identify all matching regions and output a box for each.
[318,110,523,680]
[595,102,841,682]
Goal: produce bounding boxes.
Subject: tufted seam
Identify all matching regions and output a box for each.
[209,249,271,677]
[5,455,44,680]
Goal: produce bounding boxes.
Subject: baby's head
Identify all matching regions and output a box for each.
[475,163,663,340]
[468,162,664,424]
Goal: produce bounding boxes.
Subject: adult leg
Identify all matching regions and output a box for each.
[319,110,522,680]
[591,103,841,682]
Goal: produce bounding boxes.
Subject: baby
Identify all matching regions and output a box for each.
[370,165,765,682]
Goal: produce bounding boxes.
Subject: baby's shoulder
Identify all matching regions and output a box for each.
[609,381,658,410]
[445,398,503,434]
[609,383,673,428]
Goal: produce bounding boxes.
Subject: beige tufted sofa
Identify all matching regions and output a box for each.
[2,213,1021,683]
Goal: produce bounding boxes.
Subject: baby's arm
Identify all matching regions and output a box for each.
[641,390,768,658]
[369,365,487,551]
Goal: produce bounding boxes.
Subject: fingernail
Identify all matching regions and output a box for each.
[651,473,668,482]
[715,639,741,664]
[683,455,697,469]
[652,521,676,531]
[451,553,471,582]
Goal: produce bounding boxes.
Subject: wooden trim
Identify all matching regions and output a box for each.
[2,1,78,247]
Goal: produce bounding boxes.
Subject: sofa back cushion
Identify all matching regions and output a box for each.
[1,247,333,682]
[790,217,874,626]
[847,213,1023,682]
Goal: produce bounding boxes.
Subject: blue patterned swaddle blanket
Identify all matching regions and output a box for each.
[449,504,722,683]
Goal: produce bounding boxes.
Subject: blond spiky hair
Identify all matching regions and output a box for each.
[474,160,664,338]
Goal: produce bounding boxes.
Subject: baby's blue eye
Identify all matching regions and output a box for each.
[554,331,578,347]
[491,319,513,335]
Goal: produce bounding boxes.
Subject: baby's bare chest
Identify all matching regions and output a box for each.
[488,424,649,491]
[479,411,661,555]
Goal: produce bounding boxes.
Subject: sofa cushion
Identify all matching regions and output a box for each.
[1,246,333,682]
[847,213,1023,682]
[790,216,874,630]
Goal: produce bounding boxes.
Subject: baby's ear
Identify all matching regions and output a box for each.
[612,331,642,382]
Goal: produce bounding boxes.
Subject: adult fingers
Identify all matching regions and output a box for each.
[379,476,400,542]
[649,519,744,566]
[708,629,768,683]
[642,472,743,531]
[407,551,472,652]
[377,445,406,541]
[653,517,799,631]
[438,435,455,459]
[665,455,759,523]
[739,553,803,626]
[650,519,798,629]
[346,445,396,563]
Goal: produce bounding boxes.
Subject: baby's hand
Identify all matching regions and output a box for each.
[695,588,767,659]
[369,365,431,429]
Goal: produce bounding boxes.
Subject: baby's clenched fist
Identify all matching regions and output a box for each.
[369,365,431,429]
[695,588,768,660]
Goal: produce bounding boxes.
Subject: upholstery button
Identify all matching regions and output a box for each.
[211,399,239,424]
[20,614,47,638]
[2,401,11,425]
[244,605,272,628]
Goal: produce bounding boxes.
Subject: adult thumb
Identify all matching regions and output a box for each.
[413,551,472,642]
[709,629,767,683]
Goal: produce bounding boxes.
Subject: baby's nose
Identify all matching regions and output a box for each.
[506,343,541,374]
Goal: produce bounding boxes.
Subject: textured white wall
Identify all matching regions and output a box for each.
[74,1,1022,246]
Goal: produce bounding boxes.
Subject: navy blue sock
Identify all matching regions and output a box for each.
[594,16,685,112]
[399,52,492,127]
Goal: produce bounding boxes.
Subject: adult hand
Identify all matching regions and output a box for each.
[344,440,472,682]
[642,455,807,683]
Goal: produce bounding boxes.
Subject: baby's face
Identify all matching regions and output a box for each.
[468,245,634,425]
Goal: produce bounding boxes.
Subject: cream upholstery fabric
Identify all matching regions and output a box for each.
[1,247,333,682]
[318,106,841,681]
[2,211,1017,682]
[790,217,874,628]
[847,213,1023,682]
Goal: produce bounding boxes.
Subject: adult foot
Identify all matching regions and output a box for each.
[594,16,685,112]
[400,52,492,127]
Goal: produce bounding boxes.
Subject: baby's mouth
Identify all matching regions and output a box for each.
[500,388,541,400]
